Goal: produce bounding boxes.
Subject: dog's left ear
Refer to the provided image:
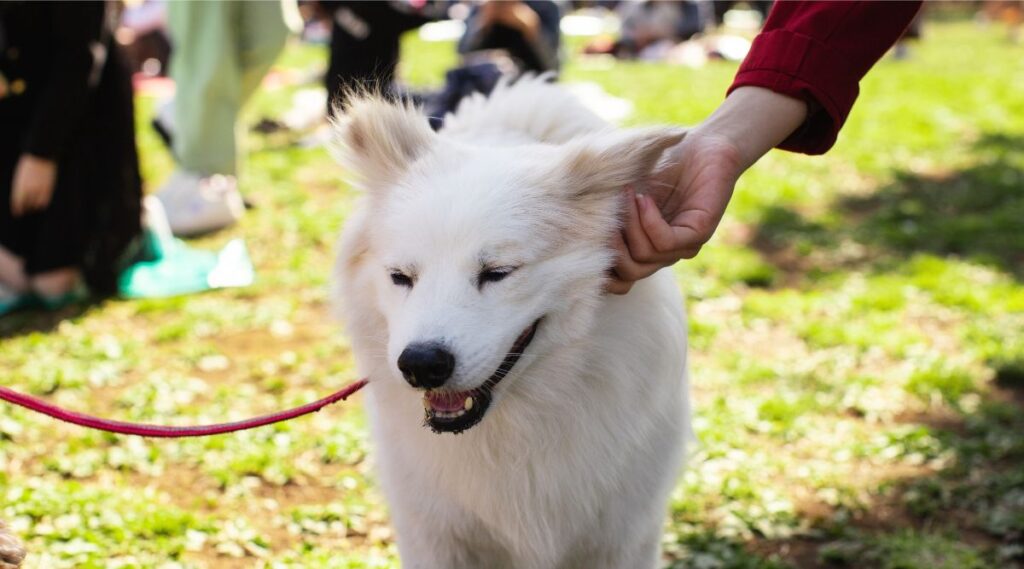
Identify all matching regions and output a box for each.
[331,96,436,188]
[558,126,686,199]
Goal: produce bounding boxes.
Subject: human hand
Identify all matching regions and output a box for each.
[608,87,808,294]
[10,154,57,217]
[608,132,743,294]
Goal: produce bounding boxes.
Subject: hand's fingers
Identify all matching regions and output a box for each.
[605,242,633,294]
[623,189,690,265]
[622,187,662,264]
[611,230,663,282]
[638,194,708,258]
[604,237,633,294]
[633,193,697,263]
[605,277,634,295]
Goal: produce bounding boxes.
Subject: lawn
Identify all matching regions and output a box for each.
[2,16,1023,569]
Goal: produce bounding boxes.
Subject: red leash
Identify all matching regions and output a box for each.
[0,378,368,438]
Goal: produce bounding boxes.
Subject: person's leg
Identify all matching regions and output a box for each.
[0,157,29,293]
[0,246,28,293]
[167,0,242,176]
[325,3,422,116]
[238,0,289,105]
[19,202,86,302]
[29,268,81,300]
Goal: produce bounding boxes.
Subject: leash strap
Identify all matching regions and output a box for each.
[0,379,368,438]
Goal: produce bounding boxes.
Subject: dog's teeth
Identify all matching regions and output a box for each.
[423,398,431,412]
[464,397,474,411]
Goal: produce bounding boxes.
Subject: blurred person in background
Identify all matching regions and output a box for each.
[710,0,772,28]
[0,1,142,312]
[116,0,171,77]
[981,0,1023,43]
[893,8,925,60]
[458,0,562,74]
[316,0,561,127]
[154,0,299,237]
[614,0,707,59]
[423,0,561,127]
[319,1,442,118]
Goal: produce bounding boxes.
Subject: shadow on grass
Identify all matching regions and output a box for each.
[751,133,1024,281]
[818,384,1024,569]
[0,301,95,340]
[663,382,1024,569]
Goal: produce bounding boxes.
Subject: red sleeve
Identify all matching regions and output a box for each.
[728,1,922,155]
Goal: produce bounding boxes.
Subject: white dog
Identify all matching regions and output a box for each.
[333,77,692,569]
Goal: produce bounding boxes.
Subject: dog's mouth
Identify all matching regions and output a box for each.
[422,319,541,434]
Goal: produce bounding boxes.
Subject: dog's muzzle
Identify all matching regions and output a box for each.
[421,319,541,434]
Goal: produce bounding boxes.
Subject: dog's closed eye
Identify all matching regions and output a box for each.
[478,267,517,288]
[390,271,414,288]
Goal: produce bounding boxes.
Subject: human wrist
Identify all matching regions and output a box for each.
[696,86,808,171]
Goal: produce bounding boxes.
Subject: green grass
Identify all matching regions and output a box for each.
[2,17,1024,568]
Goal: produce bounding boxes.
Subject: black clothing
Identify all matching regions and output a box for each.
[0,1,142,294]
[322,1,437,116]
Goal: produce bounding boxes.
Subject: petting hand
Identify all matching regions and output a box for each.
[607,86,809,294]
[608,132,743,294]
[10,154,57,218]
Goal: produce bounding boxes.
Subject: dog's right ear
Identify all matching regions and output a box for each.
[331,96,436,189]
[558,126,687,199]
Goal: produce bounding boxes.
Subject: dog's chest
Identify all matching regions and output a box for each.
[373,395,628,552]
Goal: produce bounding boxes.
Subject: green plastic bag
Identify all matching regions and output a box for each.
[118,232,255,299]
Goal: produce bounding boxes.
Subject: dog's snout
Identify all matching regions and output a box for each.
[398,342,455,389]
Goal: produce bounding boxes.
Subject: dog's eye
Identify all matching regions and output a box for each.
[478,267,515,287]
[390,271,413,288]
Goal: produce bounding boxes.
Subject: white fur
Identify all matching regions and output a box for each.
[333,77,692,569]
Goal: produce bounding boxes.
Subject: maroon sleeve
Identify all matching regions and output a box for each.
[728,1,922,155]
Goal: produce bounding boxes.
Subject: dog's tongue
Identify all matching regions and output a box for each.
[425,390,470,412]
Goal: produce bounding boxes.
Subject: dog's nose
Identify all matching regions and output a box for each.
[398,343,455,389]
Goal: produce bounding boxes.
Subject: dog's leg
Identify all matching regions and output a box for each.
[388,499,486,569]
[387,491,519,569]
[392,524,488,569]
[559,528,661,569]
[600,530,662,569]
[0,521,26,569]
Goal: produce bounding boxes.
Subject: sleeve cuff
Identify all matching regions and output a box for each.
[728,29,861,155]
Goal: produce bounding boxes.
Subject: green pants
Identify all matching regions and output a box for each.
[168,0,289,176]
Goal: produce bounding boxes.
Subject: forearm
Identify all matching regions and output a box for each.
[695,86,808,171]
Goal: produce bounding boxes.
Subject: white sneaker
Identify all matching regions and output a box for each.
[155,170,245,237]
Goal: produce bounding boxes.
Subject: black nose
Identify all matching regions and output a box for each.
[397,342,455,389]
